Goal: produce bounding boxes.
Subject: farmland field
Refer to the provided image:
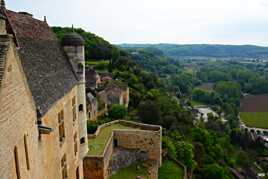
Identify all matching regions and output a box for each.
[240,112,268,129]
[240,94,268,112]
[240,94,268,129]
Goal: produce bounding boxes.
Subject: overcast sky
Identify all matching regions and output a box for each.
[6,0,268,46]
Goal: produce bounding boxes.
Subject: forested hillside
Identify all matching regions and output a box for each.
[120,44,268,58]
[53,27,117,60]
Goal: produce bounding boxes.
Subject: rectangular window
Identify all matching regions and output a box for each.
[58,110,65,144]
[76,167,79,179]
[24,135,30,170]
[14,146,21,179]
[72,97,77,122]
[74,133,78,156]
[61,154,68,179]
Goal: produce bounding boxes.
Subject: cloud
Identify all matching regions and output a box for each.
[261,0,268,6]
[6,0,268,46]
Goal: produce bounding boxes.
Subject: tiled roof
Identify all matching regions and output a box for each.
[6,10,78,117]
[0,36,8,91]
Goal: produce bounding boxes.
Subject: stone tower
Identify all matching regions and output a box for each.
[62,32,89,158]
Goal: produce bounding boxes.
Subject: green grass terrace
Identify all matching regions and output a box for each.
[88,123,137,155]
[240,112,268,129]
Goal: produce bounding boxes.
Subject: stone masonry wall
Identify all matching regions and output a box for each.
[40,86,83,179]
[114,129,162,167]
[0,38,42,179]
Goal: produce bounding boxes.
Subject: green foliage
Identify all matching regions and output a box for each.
[175,141,197,170]
[87,121,98,134]
[215,81,241,103]
[108,105,127,119]
[198,163,230,179]
[236,151,251,168]
[192,89,222,105]
[120,44,268,58]
[159,160,184,179]
[52,27,118,60]
[138,100,161,124]
[162,136,177,158]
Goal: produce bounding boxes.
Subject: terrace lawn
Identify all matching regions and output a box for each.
[110,163,149,179]
[158,160,184,179]
[240,112,268,129]
[88,123,137,156]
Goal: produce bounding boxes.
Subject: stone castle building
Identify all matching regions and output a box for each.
[0,1,88,179]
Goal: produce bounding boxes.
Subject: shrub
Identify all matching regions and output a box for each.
[108,104,127,119]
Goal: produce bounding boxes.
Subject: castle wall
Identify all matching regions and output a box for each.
[0,38,41,179]
[40,86,83,179]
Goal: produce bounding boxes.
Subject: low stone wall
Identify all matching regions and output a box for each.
[109,148,149,174]
[114,129,162,167]
[84,120,162,179]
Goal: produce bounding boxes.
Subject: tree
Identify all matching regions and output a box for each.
[162,136,177,158]
[199,163,230,179]
[175,141,197,170]
[108,105,127,119]
[138,100,161,124]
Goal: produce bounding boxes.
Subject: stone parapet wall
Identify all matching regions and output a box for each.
[84,134,114,179]
[88,120,161,140]
[84,120,162,179]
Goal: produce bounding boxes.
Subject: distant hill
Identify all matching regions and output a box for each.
[119,44,268,59]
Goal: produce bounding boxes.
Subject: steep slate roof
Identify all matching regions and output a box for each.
[6,10,78,117]
[0,36,8,90]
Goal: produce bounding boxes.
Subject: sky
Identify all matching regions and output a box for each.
[6,0,268,46]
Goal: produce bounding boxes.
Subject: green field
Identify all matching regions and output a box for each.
[158,160,184,179]
[85,60,110,66]
[88,123,137,155]
[240,112,268,129]
[110,163,149,179]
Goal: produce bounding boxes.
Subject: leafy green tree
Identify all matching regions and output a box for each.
[138,100,161,124]
[162,136,177,158]
[175,141,197,170]
[108,105,127,119]
[199,163,230,179]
